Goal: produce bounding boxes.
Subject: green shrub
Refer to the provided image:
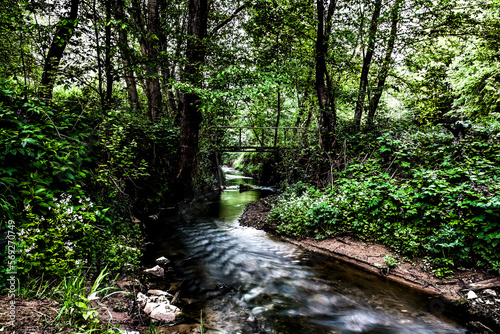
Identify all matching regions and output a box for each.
[268,120,500,276]
[0,80,143,283]
[17,194,141,277]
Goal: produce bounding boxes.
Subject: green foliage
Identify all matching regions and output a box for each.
[15,267,125,333]
[17,273,56,300]
[269,187,321,237]
[384,254,398,269]
[53,267,125,333]
[0,82,91,214]
[96,110,150,194]
[148,320,166,334]
[448,41,500,118]
[0,81,144,285]
[17,195,141,277]
[1,81,91,283]
[402,38,458,124]
[269,182,342,238]
[269,120,500,277]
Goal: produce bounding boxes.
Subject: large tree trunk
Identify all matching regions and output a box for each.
[176,0,209,194]
[367,0,402,125]
[40,0,79,98]
[315,0,337,152]
[353,0,382,129]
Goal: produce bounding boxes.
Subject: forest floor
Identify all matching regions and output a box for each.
[239,198,500,334]
[0,274,204,334]
[0,277,151,334]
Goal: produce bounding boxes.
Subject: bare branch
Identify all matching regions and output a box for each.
[209,3,248,37]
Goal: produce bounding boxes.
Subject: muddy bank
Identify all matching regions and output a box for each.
[239,198,500,333]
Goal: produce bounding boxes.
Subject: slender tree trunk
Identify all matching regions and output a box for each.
[145,0,162,122]
[116,0,141,111]
[295,82,304,128]
[129,0,162,122]
[158,0,184,125]
[123,56,141,111]
[160,17,184,125]
[274,88,281,147]
[295,70,313,130]
[353,0,382,129]
[104,0,113,109]
[40,0,79,98]
[92,0,104,106]
[177,0,209,194]
[161,67,178,119]
[368,0,401,125]
[315,0,337,152]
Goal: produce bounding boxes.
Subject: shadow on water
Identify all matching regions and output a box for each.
[149,168,468,333]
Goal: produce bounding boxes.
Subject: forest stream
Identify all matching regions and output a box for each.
[148,168,469,333]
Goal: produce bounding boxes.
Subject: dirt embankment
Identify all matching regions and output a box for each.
[0,277,154,334]
[239,197,500,334]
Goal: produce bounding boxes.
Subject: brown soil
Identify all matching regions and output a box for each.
[239,197,500,333]
[0,278,152,334]
[0,275,209,334]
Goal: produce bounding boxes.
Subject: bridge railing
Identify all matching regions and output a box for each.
[210,126,312,152]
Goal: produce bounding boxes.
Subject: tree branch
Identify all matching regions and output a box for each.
[209,3,248,37]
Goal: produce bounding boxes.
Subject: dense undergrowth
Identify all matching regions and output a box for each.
[0,80,182,292]
[265,118,500,277]
[0,77,223,331]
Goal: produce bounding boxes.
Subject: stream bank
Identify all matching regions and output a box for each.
[138,168,475,333]
[239,197,500,333]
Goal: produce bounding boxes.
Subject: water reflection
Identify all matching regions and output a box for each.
[215,186,261,222]
[160,169,466,333]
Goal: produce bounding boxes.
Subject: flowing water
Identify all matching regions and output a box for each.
[151,168,468,333]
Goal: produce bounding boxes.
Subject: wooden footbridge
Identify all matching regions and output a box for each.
[211,126,307,152]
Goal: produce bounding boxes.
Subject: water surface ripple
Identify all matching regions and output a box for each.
[161,171,466,333]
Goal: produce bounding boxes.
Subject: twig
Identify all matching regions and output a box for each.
[384,152,400,174]
[111,177,128,196]
[41,109,82,143]
[127,176,143,190]
[343,139,347,170]
[33,310,51,318]
[71,100,91,133]
[390,167,399,179]
[472,321,494,333]
[171,290,180,304]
